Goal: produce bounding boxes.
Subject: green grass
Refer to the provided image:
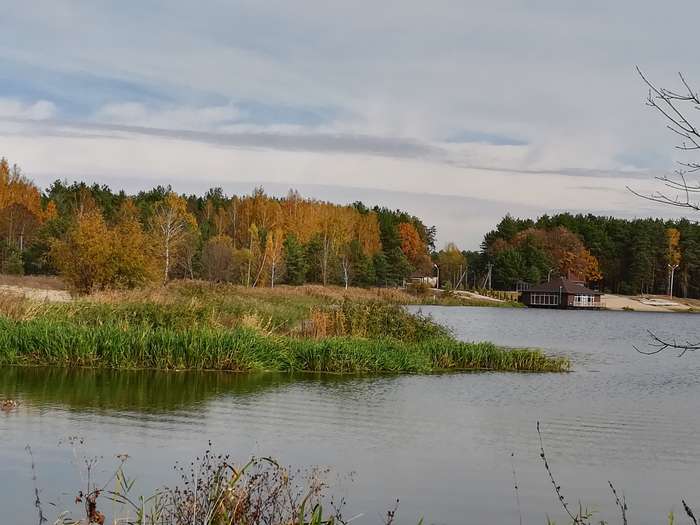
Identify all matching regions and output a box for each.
[0,282,569,373]
[0,316,568,373]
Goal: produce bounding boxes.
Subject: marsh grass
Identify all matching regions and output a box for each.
[0,293,40,321]
[0,281,569,373]
[0,318,568,372]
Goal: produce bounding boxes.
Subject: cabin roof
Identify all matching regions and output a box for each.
[525,277,600,295]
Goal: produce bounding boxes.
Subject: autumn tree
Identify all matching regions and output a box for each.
[50,209,114,294]
[397,222,431,274]
[150,193,198,284]
[497,227,603,283]
[666,227,681,267]
[437,243,467,289]
[266,228,285,288]
[201,235,235,282]
[110,200,159,288]
[317,205,340,286]
[0,158,55,272]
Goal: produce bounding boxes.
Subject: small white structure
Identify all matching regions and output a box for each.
[409,276,438,288]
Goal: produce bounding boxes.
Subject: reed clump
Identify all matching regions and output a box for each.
[0,317,568,373]
[0,281,569,373]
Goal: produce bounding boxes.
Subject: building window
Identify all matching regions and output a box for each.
[573,294,594,307]
[531,293,560,305]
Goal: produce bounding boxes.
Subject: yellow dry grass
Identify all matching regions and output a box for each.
[0,274,66,290]
[84,280,417,305]
[0,293,43,321]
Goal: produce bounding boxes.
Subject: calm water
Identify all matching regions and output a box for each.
[1,307,700,524]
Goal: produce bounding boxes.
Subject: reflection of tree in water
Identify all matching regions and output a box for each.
[0,368,388,413]
[0,368,286,412]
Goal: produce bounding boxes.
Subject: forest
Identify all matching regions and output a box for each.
[0,157,436,293]
[2,155,699,298]
[477,213,700,298]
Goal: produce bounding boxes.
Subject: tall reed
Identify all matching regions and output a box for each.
[0,317,569,373]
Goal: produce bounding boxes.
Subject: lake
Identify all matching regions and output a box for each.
[2,307,699,524]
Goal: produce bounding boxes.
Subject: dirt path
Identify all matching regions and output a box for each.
[452,290,505,302]
[602,294,693,312]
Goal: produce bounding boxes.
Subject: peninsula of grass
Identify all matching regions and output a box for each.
[0,281,569,373]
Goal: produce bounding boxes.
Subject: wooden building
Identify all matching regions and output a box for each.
[519,277,602,309]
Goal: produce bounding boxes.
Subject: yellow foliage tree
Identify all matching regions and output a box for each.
[266,228,285,288]
[437,243,467,288]
[50,209,115,294]
[150,193,198,284]
[110,200,159,288]
[0,158,53,255]
[666,227,681,267]
[51,202,159,294]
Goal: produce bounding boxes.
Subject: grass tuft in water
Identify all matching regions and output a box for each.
[0,283,569,374]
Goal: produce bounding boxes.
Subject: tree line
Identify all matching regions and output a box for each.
[0,157,437,293]
[5,156,698,297]
[476,213,700,298]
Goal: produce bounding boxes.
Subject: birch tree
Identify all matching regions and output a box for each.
[267,228,285,288]
[150,193,197,284]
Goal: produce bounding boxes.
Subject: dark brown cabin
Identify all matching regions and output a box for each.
[519,277,602,309]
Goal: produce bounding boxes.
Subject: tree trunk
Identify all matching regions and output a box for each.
[163,239,170,285]
[321,234,329,286]
[342,259,349,289]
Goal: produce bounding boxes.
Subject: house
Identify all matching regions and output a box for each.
[519,277,602,309]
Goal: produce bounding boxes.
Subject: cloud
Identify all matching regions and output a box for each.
[94,102,243,131]
[0,98,56,120]
[0,119,674,248]
[2,116,659,181]
[1,1,699,247]
[445,130,528,147]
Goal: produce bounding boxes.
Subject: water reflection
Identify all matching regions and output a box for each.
[0,367,378,413]
[2,308,700,525]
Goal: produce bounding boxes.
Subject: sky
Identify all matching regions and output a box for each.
[1,1,699,249]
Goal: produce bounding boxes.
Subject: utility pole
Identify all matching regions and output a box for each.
[668,263,679,297]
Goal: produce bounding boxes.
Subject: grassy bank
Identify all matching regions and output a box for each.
[0,281,568,373]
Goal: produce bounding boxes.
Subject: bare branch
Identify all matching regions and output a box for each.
[633,330,700,357]
[631,68,700,211]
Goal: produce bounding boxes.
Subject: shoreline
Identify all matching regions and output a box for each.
[0,277,696,313]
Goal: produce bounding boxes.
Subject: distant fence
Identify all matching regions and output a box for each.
[475,289,520,301]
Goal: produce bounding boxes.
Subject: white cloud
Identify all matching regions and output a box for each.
[0,123,675,248]
[0,98,56,120]
[93,102,242,131]
[1,1,699,247]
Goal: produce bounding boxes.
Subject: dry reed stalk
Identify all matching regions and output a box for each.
[0,292,45,321]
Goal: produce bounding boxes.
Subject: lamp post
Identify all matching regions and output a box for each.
[668,263,679,297]
[547,268,554,282]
